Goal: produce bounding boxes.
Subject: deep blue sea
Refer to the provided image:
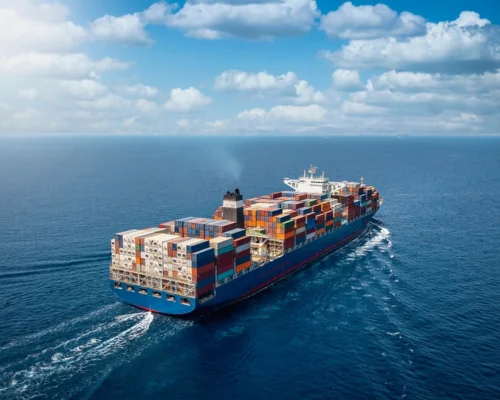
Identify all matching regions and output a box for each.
[0,136,499,400]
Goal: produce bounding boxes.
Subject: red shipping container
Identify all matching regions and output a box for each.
[196,282,215,296]
[234,236,251,247]
[216,251,233,264]
[235,248,251,260]
[217,263,234,274]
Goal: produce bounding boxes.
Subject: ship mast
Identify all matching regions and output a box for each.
[308,165,317,179]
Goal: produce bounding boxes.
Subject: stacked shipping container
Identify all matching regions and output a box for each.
[111,182,381,300]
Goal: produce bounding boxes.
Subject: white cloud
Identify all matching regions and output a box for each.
[454,11,490,28]
[0,0,71,23]
[119,84,159,98]
[123,116,138,127]
[294,80,324,104]
[349,87,499,116]
[237,108,267,119]
[214,70,297,91]
[214,69,323,103]
[322,11,499,73]
[177,118,190,128]
[79,94,131,110]
[239,104,327,123]
[12,108,41,121]
[341,101,387,115]
[206,119,231,131]
[19,88,38,100]
[58,79,107,99]
[371,69,500,93]
[0,53,130,79]
[90,13,152,45]
[332,69,364,91]
[135,99,158,112]
[164,87,212,112]
[145,0,319,40]
[0,6,87,54]
[320,2,426,39]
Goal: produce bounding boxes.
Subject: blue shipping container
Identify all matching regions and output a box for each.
[223,228,246,239]
[217,269,234,281]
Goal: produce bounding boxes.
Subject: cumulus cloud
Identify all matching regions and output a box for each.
[58,79,108,99]
[340,101,387,115]
[206,119,231,131]
[322,11,499,73]
[79,94,131,111]
[238,104,327,123]
[144,0,319,40]
[332,69,364,91]
[294,80,324,104]
[214,70,297,91]
[90,13,152,45]
[320,2,426,39]
[118,84,159,98]
[371,69,500,93]
[164,87,212,111]
[214,69,323,103]
[0,53,130,79]
[135,99,158,112]
[0,5,87,54]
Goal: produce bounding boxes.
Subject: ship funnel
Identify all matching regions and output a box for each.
[222,189,245,229]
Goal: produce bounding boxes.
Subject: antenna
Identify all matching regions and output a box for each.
[360,176,364,185]
[308,165,317,178]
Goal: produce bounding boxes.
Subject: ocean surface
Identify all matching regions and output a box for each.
[0,136,499,400]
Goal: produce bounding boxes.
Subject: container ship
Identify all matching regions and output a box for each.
[110,167,382,315]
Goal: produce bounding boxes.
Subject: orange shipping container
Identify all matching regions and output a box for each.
[236,261,251,272]
[191,263,215,280]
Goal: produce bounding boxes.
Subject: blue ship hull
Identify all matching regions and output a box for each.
[110,212,376,316]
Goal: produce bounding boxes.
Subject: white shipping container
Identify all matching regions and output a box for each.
[210,237,233,249]
[236,242,251,253]
[120,261,132,269]
[145,233,177,247]
[125,228,166,245]
[296,227,306,234]
[306,233,316,240]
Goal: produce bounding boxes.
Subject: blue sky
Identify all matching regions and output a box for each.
[0,0,498,135]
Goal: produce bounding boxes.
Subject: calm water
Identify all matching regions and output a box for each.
[0,136,499,400]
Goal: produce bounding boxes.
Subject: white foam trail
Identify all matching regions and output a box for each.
[2,312,154,398]
[0,303,120,352]
[346,227,391,261]
[0,312,145,375]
